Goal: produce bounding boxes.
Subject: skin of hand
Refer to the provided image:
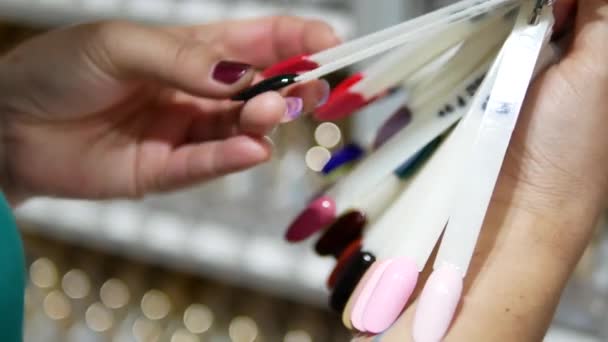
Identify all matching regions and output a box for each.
[354,0,608,341]
[0,16,339,206]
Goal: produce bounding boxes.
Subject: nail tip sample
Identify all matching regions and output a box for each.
[327,239,362,289]
[285,196,336,242]
[315,211,366,257]
[315,91,368,121]
[351,260,393,332]
[372,106,413,149]
[330,252,376,313]
[362,257,419,334]
[262,54,318,78]
[321,144,365,175]
[413,266,463,342]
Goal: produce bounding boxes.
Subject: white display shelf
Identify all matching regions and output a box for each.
[16,194,335,307]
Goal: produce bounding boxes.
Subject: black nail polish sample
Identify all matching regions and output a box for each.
[315,211,366,257]
[329,251,375,313]
[231,74,298,101]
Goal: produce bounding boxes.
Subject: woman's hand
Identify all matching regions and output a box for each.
[359,1,608,341]
[0,17,339,205]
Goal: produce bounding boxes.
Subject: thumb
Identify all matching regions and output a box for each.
[84,21,255,98]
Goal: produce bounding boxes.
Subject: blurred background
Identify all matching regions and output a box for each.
[1,0,607,341]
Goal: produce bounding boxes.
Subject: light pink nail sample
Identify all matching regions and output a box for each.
[362,257,418,333]
[412,264,463,342]
[351,260,393,332]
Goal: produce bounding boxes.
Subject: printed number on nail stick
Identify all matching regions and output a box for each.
[438,74,486,117]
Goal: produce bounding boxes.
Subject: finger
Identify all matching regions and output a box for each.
[185,80,330,140]
[184,91,284,141]
[238,91,285,135]
[84,21,255,99]
[159,136,272,190]
[176,16,341,67]
[554,0,577,35]
[568,0,608,77]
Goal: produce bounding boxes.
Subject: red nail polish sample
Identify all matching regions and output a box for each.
[212,61,251,84]
[327,239,362,289]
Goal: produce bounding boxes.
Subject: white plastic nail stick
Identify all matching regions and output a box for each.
[325,36,499,216]
[434,3,556,276]
[363,54,498,261]
[296,0,517,82]
[350,6,515,99]
[309,0,517,66]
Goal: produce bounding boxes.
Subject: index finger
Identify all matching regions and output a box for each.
[176,16,341,68]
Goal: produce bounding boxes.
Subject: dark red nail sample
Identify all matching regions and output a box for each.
[315,211,366,258]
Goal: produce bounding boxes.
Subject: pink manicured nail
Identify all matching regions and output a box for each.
[351,260,392,332]
[282,97,304,123]
[412,264,463,342]
[343,260,379,329]
[362,257,418,333]
[317,79,331,108]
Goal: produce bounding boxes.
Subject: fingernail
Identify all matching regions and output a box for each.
[343,260,375,330]
[373,107,412,150]
[282,97,304,123]
[351,261,392,332]
[317,79,331,108]
[212,61,251,84]
[330,251,375,312]
[315,211,366,257]
[321,143,365,175]
[327,239,362,289]
[285,196,336,242]
[413,265,462,342]
[361,257,418,333]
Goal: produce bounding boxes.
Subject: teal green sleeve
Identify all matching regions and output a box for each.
[0,192,25,342]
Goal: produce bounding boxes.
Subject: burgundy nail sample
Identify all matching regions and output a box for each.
[315,211,367,258]
[373,107,412,150]
[285,196,336,243]
[330,251,376,313]
[212,61,251,84]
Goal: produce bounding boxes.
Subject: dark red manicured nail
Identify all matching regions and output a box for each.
[212,61,251,84]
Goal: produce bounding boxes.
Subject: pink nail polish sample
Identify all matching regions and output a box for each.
[344,260,379,327]
[285,196,336,242]
[362,257,418,333]
[412,264,463,342]
[351,260,393,332]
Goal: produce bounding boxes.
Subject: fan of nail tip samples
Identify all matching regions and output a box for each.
[244,1,558,341]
